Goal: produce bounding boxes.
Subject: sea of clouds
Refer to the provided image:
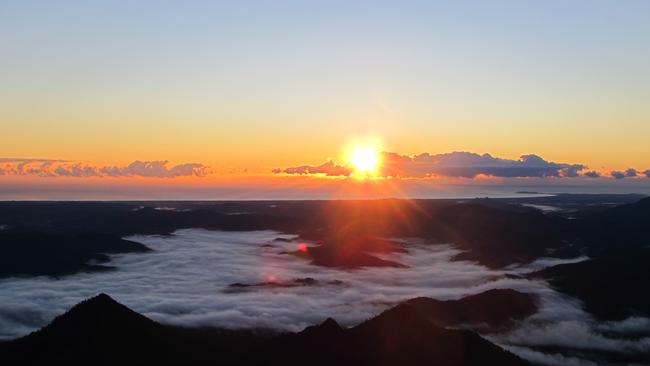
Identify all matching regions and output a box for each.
[0,229,648,365]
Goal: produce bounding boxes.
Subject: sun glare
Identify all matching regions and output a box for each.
[349,146,380,176]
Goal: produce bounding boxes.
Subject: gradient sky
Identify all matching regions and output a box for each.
[1,1,650,198]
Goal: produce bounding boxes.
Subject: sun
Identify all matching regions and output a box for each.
[349,146,380,176]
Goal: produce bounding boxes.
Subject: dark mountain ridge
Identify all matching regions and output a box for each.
[534,247,650,320]
[0,292,532,366]
[0,231,150,278]
[2,195,650,323]
[0,197,578,276]
[405,288,538,329]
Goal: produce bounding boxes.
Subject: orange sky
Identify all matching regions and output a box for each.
[2,1,650,194]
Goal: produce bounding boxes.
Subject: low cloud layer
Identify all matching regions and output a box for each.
[0,159,209,178]
[276,151,589,178]
[2,154,648,181]
[0,229,647,366]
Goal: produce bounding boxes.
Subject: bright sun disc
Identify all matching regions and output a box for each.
[349,147,380,175]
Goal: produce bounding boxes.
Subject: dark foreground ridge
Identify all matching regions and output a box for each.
[0,292,531,366]
[405,288,538,330]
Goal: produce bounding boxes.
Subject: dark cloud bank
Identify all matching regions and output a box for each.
[1,154,648,181]
[611,168,650,180]
[275,151,650,180]
[275,151,585,178]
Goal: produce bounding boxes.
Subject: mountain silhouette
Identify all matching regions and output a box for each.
[342,302,529,366]
[0,293,165,364]
[404,288,537,329]
[575,196,650,253]
[0,293,530,366]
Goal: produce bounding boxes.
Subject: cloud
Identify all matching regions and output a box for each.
[597,317,650,334]
[100,161,209,178]
[583,171,600,178]
[0,159,210,178]
[0,159,63,177]
[610,168,642,180]
[503,346,600,366]
[55,164,100,177]
[0,229,647,366]
[276,151,587,179]
[497,320,650,353]
[644,170,650,178]
[273,159,352,177]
